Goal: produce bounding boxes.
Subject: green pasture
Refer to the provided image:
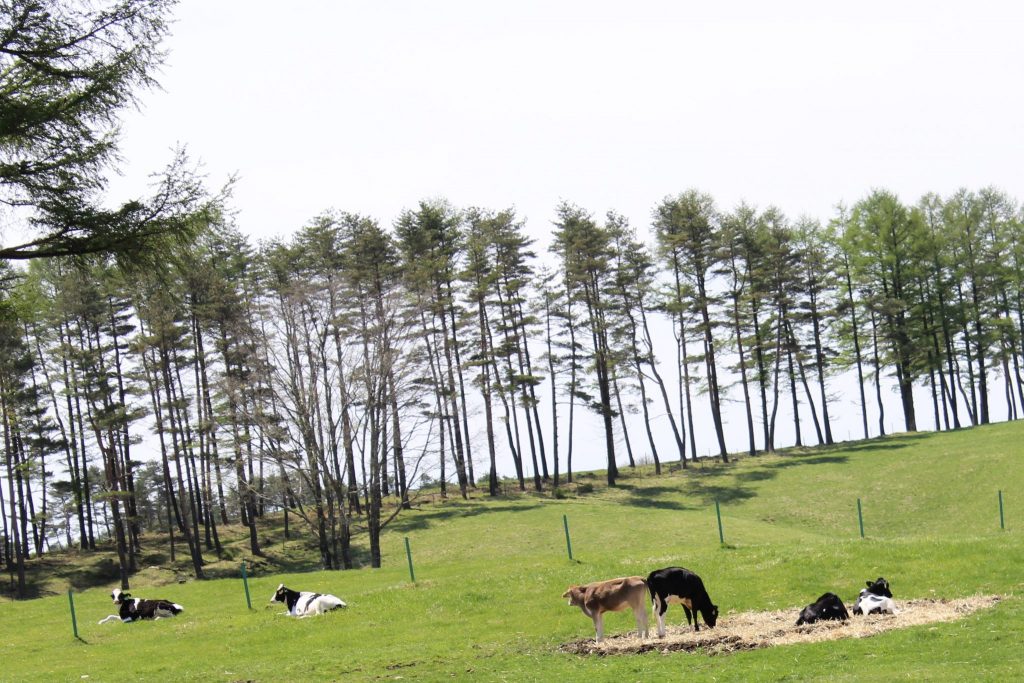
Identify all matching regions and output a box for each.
[2,423,1023,681]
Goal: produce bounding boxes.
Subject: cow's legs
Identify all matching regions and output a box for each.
[593,613,604,643]
[684,605,697,631]
[654,593,668,637]
[634,605,648,639]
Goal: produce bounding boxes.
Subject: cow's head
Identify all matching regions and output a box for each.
[562,586,584,606]
[702,603,720,628]
[271,583,290,603]
[865,577,892,598]
[111,589,129,604]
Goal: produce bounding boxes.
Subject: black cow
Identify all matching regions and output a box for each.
[646,566,719,637]
[98,588,184,624]
[863,577,892,598]
[795,592,849,626]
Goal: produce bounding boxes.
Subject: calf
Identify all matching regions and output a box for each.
[271,584,347,617]
[646,566,719,637]
[863,576,893,598]
[562,576,649,643]
[852,589,898,616]
[98,588,184,624]
[795,592,849,626]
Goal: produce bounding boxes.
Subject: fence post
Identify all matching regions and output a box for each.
[68,589,79,639]
[999,490,1005,530]
[241,561,252,610]
[857,498,865,538]
[563,514,574,561]
[405,537,416,583]
[715,500,724,544]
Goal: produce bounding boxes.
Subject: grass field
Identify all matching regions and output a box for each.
[2,423,1023,681]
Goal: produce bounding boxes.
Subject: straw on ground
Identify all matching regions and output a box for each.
[561,596,1003,656]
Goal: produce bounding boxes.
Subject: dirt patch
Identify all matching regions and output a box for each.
[560,596,1002,656]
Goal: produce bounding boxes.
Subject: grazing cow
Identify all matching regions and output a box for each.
[645,566,719,637]
[97,588,184,624]
[852,589,898,616]
[271,584,347,617]
[795,592,849,626]
[562,576,649,643]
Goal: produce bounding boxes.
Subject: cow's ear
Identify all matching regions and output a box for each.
[866,581,872,588]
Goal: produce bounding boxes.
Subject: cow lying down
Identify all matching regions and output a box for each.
[98,588,184,624]
[853,589,898,615]
[853,577,898,615]
[271,584,347,617]
[796,592,849,625]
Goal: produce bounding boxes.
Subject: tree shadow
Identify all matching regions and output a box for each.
[768,454,851,470]
[621,496,694,511]
[389,502,543,533]
[684,481,759,505]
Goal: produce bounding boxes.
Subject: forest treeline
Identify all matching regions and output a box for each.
[3,185,1024,598]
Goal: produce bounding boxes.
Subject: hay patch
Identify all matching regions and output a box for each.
[560,596,1002,656]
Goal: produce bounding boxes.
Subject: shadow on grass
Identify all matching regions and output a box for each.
[677,451,855,506]
[621,496,694,511]
[389,502,543,533]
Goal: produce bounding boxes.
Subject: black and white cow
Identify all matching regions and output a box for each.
[646,566,719,637]
[271,584,347,617]
[97,588,184,624]
[852,577,896,615]
[862,577,893,599]
[852,589,898,616]
[795,592,849,626]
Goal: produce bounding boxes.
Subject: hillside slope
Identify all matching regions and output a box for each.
[2,424,1022,681]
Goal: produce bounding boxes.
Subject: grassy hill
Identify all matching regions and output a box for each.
[2,424,1023,681]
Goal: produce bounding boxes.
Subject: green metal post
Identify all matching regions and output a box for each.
[68,589,79,639]
[999,490,1005,530]
[405,537,416,583]
[715,500,724,544]
[241,561,252,609]
[563,514,574,561]
[857,498,865,538]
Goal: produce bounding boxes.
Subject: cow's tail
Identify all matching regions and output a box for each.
[644,578,661,612]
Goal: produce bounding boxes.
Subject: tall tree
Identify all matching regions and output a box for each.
[848,190,923,432]
[551,202,620,486]
[653,190,729,461]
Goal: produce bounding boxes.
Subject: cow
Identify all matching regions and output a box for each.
[863,576,893,598]
[852,589,898,616]
[97,588,184,624]
[271,584,347,617]
[562,576,649,643]
[796,592,850,625]
[645,566,719,637]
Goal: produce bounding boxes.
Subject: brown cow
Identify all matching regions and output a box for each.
[562,576,649,642]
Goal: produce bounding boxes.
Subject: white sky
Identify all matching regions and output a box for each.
[108,0,1024,474]
[116,0,1024,246]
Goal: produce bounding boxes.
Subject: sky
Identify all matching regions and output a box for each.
[115,0,1024,245]
[108,0,1024,474]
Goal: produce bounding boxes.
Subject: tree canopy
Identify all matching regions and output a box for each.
[0,0,213,263]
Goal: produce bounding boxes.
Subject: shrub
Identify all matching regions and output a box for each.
[553,487,569,499]
[576,482,594,495]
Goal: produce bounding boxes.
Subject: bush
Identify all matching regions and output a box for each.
[576,483,594,495]
[552,487,569,499]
